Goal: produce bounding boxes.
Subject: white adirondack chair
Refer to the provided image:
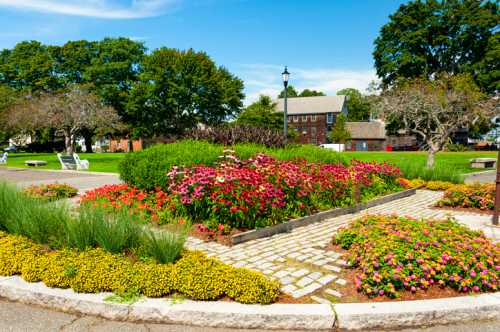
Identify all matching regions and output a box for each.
[57,153,89,171]
[0,152,7,164]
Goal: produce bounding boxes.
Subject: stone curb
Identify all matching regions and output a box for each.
[2,276,500,331]
[0,276,335,331]
[334,292,500,331]
[232,188,416,244]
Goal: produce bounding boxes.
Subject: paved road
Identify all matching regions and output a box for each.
[0,167,120,193]
[1,299,500,332]
[464,170,497,184]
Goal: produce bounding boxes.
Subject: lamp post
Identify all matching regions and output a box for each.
[282,66,290,142]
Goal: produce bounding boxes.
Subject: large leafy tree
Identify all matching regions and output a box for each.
[0,41,61,92]
[374,0,499,93]
[337,88,371,121]
[125,48,244,137]
[236,95,283,130]
[0,84,18,142]
[378,74,498,168]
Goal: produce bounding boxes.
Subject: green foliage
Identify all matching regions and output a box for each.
[328,113,351,143]
[236,95,283,130]
[337,88,371,121]
[373,0,499,92]
[278,85,326,98]
[397,162,464,184]
[140,226,189,264]
[118,140,346,190]
[334,215,500,298]
[125,48,244,137]
[0,232,280,304]
[23,183,78,201]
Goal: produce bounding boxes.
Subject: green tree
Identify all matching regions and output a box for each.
[0,84,18,142]
[299,89,325,97]
[328,113,351,144]
[337,88,371,121]
[236,95,283,130]
[373,0,499,92]
[0,41,61,92]
[278,85,298,98]
[126,48,244,137]
[53,40,98,84]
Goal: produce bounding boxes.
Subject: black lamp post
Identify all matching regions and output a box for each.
[282,66,290,142]
[493,142,500,225]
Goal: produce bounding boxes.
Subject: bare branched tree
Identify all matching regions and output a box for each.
[6,85,123,154]
[378,75,498,168]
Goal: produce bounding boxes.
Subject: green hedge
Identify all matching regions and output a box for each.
[119,140,346,190]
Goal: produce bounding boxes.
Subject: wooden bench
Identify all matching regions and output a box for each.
[25,160,47,167]
[470,158,497,169]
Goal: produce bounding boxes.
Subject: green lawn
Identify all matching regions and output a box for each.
[343,151,497,174]
[1,150,496,177]
[0,152,127,173]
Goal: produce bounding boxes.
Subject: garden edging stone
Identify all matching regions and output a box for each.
[232,188,417,244]
[2,275,500,331]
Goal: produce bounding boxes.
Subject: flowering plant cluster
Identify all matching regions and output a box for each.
[437,183,495,210]
[23,183,78,201]
[334,215,500,298]
[83,154,401,230]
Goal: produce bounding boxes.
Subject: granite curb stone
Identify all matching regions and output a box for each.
[2,276,500,331]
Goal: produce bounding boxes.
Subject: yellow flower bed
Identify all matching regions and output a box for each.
[0,231,279,304]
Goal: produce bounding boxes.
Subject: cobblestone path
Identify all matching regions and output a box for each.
[186,190,496,302]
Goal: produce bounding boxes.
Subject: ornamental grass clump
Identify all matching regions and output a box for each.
[334,215,500,298]
[437,183,495,211]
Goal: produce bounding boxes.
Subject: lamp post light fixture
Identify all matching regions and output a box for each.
[282,66,290,142]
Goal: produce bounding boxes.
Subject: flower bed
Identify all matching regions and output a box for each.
[23,183,78,201]
[437,183,495,211]
[333,215,500,299]
[83,154,402,231]
[0,231,279,304]
[397,178,455,191]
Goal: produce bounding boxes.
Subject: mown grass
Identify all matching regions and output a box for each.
[344,151,497,183]
[0,152,126,173]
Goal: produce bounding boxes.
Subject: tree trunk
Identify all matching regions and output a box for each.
[128,137,134,153]
[64,130,73,155]
[82,129,94,153]
[426,149,436,168]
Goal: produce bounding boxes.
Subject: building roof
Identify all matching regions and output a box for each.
[347,121,386,140]
[276,95,347,115]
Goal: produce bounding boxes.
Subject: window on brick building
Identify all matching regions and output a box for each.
[311,115,317,122]
[293,115,299,122]
[327,112,333,124]
[302,115,308,122]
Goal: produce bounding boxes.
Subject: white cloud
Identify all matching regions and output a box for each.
[237,64,378,105]
[0,0,178,19]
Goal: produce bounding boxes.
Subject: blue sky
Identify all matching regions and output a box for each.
[0,0,404,103]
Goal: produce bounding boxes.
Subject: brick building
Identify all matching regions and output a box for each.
[276,95,348,145]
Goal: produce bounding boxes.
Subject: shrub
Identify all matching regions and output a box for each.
[186,125,286,148]
[0,231,280,304]
[425,180,454,191]
[23,183,78,201]
[118,140,346,191]
[437,183,495,210]
[139,226,188,264]
[334,215,500,298]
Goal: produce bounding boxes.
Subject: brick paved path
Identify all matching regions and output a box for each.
[186,190,498,302]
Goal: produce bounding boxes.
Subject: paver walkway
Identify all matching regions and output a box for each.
[186,190,500,301]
